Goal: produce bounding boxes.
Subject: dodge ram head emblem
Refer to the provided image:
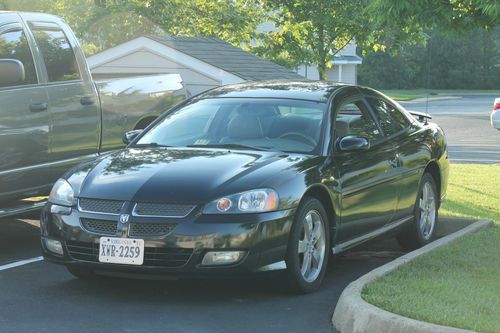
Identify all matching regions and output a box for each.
[119,214,130,223]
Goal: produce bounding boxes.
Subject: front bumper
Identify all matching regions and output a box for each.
[40,203,295,277]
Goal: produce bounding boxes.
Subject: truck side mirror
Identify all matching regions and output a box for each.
[122,129,143,145]
[0,59,25,86]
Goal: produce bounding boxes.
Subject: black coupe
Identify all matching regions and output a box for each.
[41,81,449,293]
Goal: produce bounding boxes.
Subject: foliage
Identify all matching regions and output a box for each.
[359,27,500,89]
[252,0,373,79]
[369,0,500,35]
[1,0,265,56]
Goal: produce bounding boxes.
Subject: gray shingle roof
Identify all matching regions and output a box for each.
[147,36,304,81]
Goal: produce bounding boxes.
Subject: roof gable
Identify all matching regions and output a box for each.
[147,36,304,81]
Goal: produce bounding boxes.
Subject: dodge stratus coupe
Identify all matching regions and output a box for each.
[41,81,449,293]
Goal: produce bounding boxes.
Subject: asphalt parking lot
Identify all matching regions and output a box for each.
[0,215,405,333]
[401,94,500,164]
[0,94,496,332]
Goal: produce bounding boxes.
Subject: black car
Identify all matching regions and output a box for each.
[41,81,449,293]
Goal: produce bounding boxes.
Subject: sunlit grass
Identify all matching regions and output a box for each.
[362,164,500,333]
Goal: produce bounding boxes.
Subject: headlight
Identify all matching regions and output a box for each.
[203,189,279,214]
[48,179,75,206]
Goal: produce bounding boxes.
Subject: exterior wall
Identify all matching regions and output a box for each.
[296,64,357,84]
[338,41,357,56]
[326,64,357,84]
[90,50,221,95]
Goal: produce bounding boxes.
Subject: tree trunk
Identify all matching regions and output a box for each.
[318,62,327,81]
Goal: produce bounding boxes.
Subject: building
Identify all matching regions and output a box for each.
[256,21,362,84]
[87,36,304,95]
[295,41,363,83]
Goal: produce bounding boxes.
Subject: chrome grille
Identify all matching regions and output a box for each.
[129,223,176,237]
[133,202,195,217]
[66,241,193,267]
[79,198,124,215]
[81,218,118,236]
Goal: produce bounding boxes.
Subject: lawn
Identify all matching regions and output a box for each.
[381,89,500,101]
[362,164,500,333]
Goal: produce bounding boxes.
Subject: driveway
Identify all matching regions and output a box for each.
[401,95,500,164]
[0,216,405,333]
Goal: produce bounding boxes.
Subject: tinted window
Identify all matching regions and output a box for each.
[335,100,382,142]
[31,27,80,82]
[0,29,37,87]
[367,98,411,136]
[137,98,326,154]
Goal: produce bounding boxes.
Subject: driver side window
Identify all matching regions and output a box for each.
[335,100,382,143]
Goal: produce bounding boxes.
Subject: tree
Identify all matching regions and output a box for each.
[368,0,500,35]
[252,0,372,80]
[1,0,266,55]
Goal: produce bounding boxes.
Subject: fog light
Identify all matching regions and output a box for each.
[201,251,245,266]
[45,239,64,256]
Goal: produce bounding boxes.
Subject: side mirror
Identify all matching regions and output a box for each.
[122,129,143,145]
[337,136,370,152]
[0,59,25,86]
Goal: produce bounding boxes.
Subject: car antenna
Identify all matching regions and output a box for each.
[425,31,433,125]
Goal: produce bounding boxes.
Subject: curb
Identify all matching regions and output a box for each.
[398,96,462,103]
[332,219,493,333]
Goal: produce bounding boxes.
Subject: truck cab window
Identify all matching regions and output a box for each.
[0,29,37,87]
[30,27,80,82]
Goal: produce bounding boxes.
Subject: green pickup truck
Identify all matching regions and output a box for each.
[0,11,187,210]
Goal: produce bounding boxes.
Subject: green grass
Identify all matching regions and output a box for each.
[381,89,500,101]
[362,164,500,333]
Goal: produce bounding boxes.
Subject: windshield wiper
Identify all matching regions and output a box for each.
[187,143,274,152]
[132,142,174,148]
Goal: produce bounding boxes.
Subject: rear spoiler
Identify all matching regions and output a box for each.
[409,110,432,122]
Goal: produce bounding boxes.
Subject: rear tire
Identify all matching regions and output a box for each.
[66,266,98,279]
[285,197,330,293]
[397,173,439,251]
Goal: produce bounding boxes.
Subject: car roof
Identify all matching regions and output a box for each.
[197,80,351,102]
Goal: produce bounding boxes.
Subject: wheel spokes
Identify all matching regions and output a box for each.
[298,240,307,254]
[301,251,312,276]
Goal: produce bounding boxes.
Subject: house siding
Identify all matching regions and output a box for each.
[91,50,221,95]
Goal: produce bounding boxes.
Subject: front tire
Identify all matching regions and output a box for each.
[397,173,439,251]
[285,197,330,293]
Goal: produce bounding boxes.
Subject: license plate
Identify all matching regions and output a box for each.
[99,237,144,265]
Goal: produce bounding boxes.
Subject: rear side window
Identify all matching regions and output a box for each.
[367,98,411,136]
[335,100,382,142]
[30,26,80,82]
[0,29,37,87]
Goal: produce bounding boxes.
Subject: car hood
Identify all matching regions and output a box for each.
[76,147,316,203]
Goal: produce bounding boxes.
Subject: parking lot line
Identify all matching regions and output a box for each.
[0,256,43,272]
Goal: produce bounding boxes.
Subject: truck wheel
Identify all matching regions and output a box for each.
[397,173,439,251]
[285,197,330,293]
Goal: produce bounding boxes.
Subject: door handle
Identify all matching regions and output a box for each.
[389,153,400,168]
[29,102,48,112]
[80,96,95,106]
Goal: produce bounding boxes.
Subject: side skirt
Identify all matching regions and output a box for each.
[332,216,413,254]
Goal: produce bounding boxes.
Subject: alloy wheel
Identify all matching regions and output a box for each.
[297,210,326,283]
[419,182,436,240]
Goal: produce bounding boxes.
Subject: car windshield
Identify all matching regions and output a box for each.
[136,98,327,154]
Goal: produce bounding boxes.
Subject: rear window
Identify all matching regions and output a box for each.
[30,25,80,82]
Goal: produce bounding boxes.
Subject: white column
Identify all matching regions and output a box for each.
[338,64,343,82]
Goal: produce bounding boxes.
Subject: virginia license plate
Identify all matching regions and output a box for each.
[99,237,144,265]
